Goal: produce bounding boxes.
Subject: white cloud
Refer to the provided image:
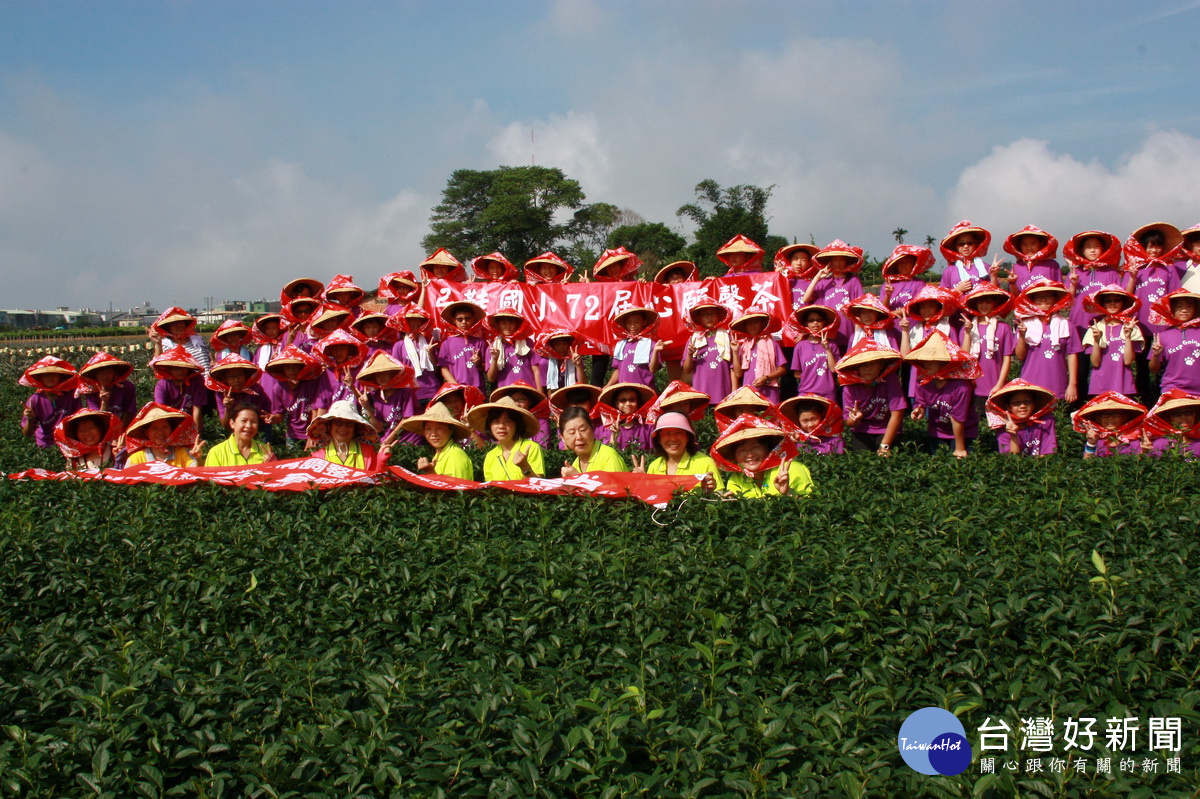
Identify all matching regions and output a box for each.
[948,131,1200,241]
[488,110,611,195]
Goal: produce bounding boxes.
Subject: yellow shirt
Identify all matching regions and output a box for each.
[571,441,627,473]
[434,443,475,480]
[483,439,546,480]
[724,462,813,498]
[205,436,271,466]
[127,447,197,468]
[319,441,374,470]
[646,451,724,490]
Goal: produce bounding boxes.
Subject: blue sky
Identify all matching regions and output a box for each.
[3,1,1199,310]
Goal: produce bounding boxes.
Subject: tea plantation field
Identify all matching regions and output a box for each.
[2,355,1199,796]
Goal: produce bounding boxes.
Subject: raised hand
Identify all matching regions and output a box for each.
[846,401,863,427]
[911,405,926,421]
[416,456,434,473]
[699,473,716,491]
[773,458,792,494]
[1152,334,1163,355]
[630,453,646,473]
[510,448,529,473]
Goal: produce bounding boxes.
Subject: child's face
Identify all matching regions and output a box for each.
[915,360,941,377]
[1007,392,1036,420]
[550,338,572,356]
[484,261,505,279]
[615,389,640,414]
[313,318,340,334]
[261,320,281,338]
[292,305,314,322]
[147,419,173,446]
[725,252,750,269]
[39,373,63,389]
[1030,292,1057,312]
[165,366,192,382]
[797,409,822,433]
[723,404,760,418]
[856,362,883,382]
[423,421,451,449]
[1171,298,1197,322]
[743,318,766,337]
[293,286,313,298]
[1101,297,1125,314]
[509,391,533,410]
[891,256,915,277]
[1017,235,1042,256]
[497,318,518,336]
[360,320,383,339]
[224,369,251,391]
[1080,237,1105,262]
[696,309,719,329]
[1095,411,1127,431]
[824,256,849,274]
[1187,237,1200,258]
[954,235,979,257]
[534,262,558,280]
[856,309,881,325]
[330,419,355,443]
[663,269,687,284]
[325,344,353,365]
[75,419,103,446]
[281,363,302,381]
[442,394,465,418]
[622,314,646,336]
[915,301,939,320]
[733,439,770,471]
[430,265,452,279]
[90,366,117,387]
[453,311,475,331]
[220,331,248,348]
[658,429,688,457]
[490,413,517,443]
[1165,408,1197,428]
[407,316,429,333]
[789,251,811,269]
[973,297,998,316]
[1144,242,1164,258]
[165,320,189,338]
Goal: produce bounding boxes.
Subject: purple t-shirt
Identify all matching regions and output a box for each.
[971,319,1016,397]
[809,275,864,341]
[997,417,1057,456]
[24,392,80,448]
[790,339,840,400]
[842,376,907,435]
[215,387,267,422]
[1156,328,1200,393]
[1010,260,1061,292]
[80,381,138,420]
[437,335,487,389]
[914,379,978,440]
[1145,436,1200,458]
[392,336,441,401]
[369,388,413,442]
[154,376,209,410]
[796,435,844,455]
[611,337,656,388]
[609,421,652,451]
[1085,322,1141,396]
[1131,264,1180,331]
[1068,267,1124,333]
[689,333,733,404]
[880,279,928,312]
[1018,319,1082,399]
[486,340,539,388]
[738,338,786,405]
[268,378,324,440]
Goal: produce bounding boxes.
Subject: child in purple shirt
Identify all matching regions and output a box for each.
[1141,389,1200,457]
[800,240,865,344]
[437,301,488,390]
[1124,223,1184,334]
[1074,392,1148,458]
[985,379,1057,456]
[1013,279,1081,402]
[19,357,80,448]
[1148,289,1200,394]
[789,305,840,402]
[732,311,787,404]
[904,331,982,457]
[485,307,542,391]
[780,394,845,455]
[1081,286,1142,397]
[835,340,906,454]
[355,351,416,442]
[391,306,441,409]
[264,347,327,444]
[682,302,734,405]
[1064,231,1125,335]
[879,245,935,313]
[151,346,208,432]
[1002,226,1062,292]
[598,383,655,452]
[76,352,137,427]
[607,307,660,389]
[960,283,1015,411]
[940,221,999,293]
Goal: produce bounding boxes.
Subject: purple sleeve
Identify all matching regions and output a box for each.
[948,381,974,422]
[940,268,956,288]
[998,323,1016,356]
[885,375,908,411]
[1064,324,1083,355]
[772,340,786,369]
[790,342,804,371]
[154,380,169,404]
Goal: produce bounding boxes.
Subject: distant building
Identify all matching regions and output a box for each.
[0,309,97,329]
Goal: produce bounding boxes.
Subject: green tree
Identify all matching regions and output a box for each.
[676,180,787,277]
[892,227,908,245]
[423,166,609,267]
[606,222,687,275]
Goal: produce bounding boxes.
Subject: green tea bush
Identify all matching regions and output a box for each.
[2,356,1198,796]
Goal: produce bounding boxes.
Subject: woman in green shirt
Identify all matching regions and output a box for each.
[559,406,627,476]
[632,412,721,491]
[468,396,546,480]
[399,401,476,480]
[205,403,275,466]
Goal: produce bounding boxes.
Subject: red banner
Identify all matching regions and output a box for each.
[9,459,702,507]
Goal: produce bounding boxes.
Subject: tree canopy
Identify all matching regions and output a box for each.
[676,180,788,276]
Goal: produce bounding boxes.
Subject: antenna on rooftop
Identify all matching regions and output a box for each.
[531,128,536,166]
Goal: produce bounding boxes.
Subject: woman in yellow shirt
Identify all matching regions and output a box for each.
[398,401,476,480]
[306,400,379,470]
[467,396,545,480]
[124,403,201,467]
[632,412,721,491]
[559,406,627,475]
[710,416,813,498]
[205,403,275,466]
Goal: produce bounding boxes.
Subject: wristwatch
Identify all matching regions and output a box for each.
[878,443,891,451]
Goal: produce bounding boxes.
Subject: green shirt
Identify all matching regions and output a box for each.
[571,441,628,473]
[434,443,475,480]
[724,462,813,498]
[204,436,271,466]
[483,439,546,480]
[646,451,724,490]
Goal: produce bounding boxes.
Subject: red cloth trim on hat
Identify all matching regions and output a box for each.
[266,346,325,383]
[280,297,319,327]
[983,379,1056,430]
[841,294,894,331]
[772,246,821,280]
[1123,231,1183,272]
[420,249,467,282]
[386,303,433,335]
[471,252,519,282]
[313,328,369,370]
[657,261,701,283]
[788,304,839,341]
[533,328,579,358]
[486,306,533,339]
[785,393,844,439]
[150,346,202,381]
[74,352,132,397]
[814,240,865,273]
[1143,388,1200,440]
[713,387,787,432]
[210,319,251,352]
[1063,231,1122,269]
[54,410,123,460]
[882,245,935,281]
[904,285,961,323]
[709,414,798,475]
[1149,289,1200,329]
[151,307,197,340]
[835,339,902,386]
[355,355,415,392]
[940,221,991,263]
[1013,278,1072,320]
[431,382,487,415]
[910,330,983,385]
[961,282,1015,318]
[523,251,575,284]
[251,314,284,345]
[716,235,765,274]
[645,380,710,425]
[378,270,420,303]
[1003,225,1059,264]
[1071,391,1146,439]
[1080,284,1140,323]
[204,354,263,393]
[124,402,198,453]
[593,247,643,281]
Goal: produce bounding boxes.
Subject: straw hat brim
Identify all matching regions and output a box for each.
[1132,222,1183,251]
[815,249,858,262]
[1078,401,1143,419]
[989,383,1056,410]
[904,335,954,363]
[549,384,601,408]
[126,408,187,439]
[613,307,657,326]
[1154,396,1200,416]
[660,391,710,413]
[466,400,540,439]
[714,428,784,460]
[688,303,728,323]
[715,387,771,412]
[836,348,901,372]
[717,242,762,255]
[942,227,988,248]
[440,302,485,325]
[81,360,133,378]
[30,365,77,376]
[490,383,546,403]
[399,404,472,438]
[599,382,656,408]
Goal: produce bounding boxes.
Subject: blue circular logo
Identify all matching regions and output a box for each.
[898,707,972,775]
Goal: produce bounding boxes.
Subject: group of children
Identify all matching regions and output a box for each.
[18,221,1200,497]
